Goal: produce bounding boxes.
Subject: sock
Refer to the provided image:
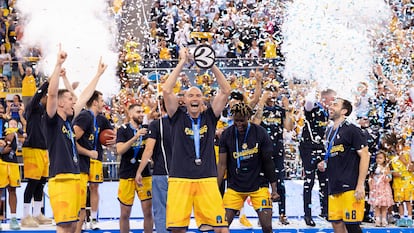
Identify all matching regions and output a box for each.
[10,213,16,219]
[33,201,42,217]
[91,211,98,220]
[23,203,31,218]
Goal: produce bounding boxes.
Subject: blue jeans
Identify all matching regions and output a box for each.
[152,175,169,233]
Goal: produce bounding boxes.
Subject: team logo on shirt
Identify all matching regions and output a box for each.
[233,144,258,160]
[185,125,207,137]
[262,117,282,125]
[62,125,76,139]
[328,144,344,157]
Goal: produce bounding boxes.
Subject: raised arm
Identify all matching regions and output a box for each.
[46,46,67,118]
[248,69,262,108]
[210,65,231,117]
[162,48,188,117]
[252,91,269,125]
[60,68,78,103]
[73,57,107,118]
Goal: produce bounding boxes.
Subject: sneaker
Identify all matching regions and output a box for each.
[406,218,413,227]
[304,216,315,227]
[279,214,290,225]
[34,214,53,225]
[9,217,20,230]
[396,218,407,227]
[90,219,100,230]
[239,214,252,228]
[21,215,39,228]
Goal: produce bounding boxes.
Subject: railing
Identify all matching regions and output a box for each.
[138,57,285,78]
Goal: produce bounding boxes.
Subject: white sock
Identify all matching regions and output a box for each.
[91,211,98,220]
[33,201,43,217]
[10,213,16,219]
[23,203,31,218]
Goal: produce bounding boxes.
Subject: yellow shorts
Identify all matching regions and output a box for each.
[0,160,21,188]
[393,183,414,203]
[223,187,272,211]
[80,173,89,208]
[89,159,103,183]
[118,177,152,206]
[328,190,364,223]
[22,147,49,180]
[166,177,228,230]
[48,174,81,225]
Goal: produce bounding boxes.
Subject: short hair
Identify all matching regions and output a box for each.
[339,98,352,116]
[86,90,103,108]
[321,88,336,97]
[128,103,141,111]
[230,102,253,118]
[57,89,70,99]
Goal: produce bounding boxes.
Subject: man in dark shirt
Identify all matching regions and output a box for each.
[73,90,104,233]
[318,98,369,233]
[136,98,172,233]
[116,104,153,233]
[21,81,53,228]
[299,89,335,226]
[163,48,231,233]
[253,86,293,225]
[45,47,107,233]
[218,103,279,233]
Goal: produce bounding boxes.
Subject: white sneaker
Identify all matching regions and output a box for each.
[21,215,39,227]
[90,219,100,230]
[34,214,53,225]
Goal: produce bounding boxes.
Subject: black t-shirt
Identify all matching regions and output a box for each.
[260,105,286,150]
[169,107,219,179]
[148,117,172,176]
[326,122,367,195]
[301,103,329,146]
[219,123,273,192]
[96,114,113,161]
[73,109,96,174]
[370,97,397,130]
[45,113,80,177]
[23,81,48,149]
[116,123,150,179]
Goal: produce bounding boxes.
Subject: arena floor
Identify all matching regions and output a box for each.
[0,217,410,233]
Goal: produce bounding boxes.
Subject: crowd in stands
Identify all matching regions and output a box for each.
[112,0,414,227]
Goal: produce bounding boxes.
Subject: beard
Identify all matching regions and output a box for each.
[132,116,143,125]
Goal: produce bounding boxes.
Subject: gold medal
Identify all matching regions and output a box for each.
[242,143,248,150]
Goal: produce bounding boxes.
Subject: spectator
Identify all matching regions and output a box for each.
[20,66,37,106]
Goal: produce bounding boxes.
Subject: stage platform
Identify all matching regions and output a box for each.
[0,217,411,233]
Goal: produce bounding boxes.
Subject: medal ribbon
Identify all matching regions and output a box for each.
[316,102,328,117]
[66,121,78,163]
[235,122,250,170]
[189,115,201,162]
[89,110,99,150]
[130,124,143,162]
[324,125,340,161]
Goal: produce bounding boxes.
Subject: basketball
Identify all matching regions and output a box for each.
[99,129,115,146]
[193,44,216,69]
